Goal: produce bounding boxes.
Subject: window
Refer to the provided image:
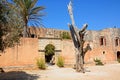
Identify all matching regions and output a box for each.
[119,39,120,46]
[31,34,36,38]
[103,51,105,54]
[100,36,106,46]
[100,37,104,45]
[115,37,119,46]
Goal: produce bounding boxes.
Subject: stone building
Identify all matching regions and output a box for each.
[0,27,120,69]
[84,28,120,64]
[29,27,120,65]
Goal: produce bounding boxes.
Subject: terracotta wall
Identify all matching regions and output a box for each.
[61,39,117,66]
[61,40,76,66]
[84,47,116,64]
[0,38,118,68]
[0,38,39,67]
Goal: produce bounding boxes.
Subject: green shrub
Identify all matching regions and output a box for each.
[45,44,55,56]
[36,58,46,69]
[117,58,120,63]
[60,32,71,39]
[94,58,104,65]
[57,56,64,67]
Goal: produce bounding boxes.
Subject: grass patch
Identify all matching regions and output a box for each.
[57,56,64,67]
[36,58,46,70]
[117,58,120,63]
[94,58,104,66]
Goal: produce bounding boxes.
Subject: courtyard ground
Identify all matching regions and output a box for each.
[0,63,120,80]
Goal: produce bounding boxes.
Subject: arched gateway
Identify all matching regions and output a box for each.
[117,51,120,60]
[38,37,62,64]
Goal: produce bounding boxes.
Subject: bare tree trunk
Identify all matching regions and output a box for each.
[67,1,90,73]
[75,49,79,72]
[75,44,85,72]
[79,47,84,72]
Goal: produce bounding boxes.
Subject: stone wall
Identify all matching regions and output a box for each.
[84,28,120,63]
[0,28,120,69]
[61,28,120,65]
[61,40,75,66]
[0,38,39,68]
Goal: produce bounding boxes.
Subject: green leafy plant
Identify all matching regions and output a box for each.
[0,0,23,52]
[36,58,46,69]
[57,56,64,67]
[45,44,55,56]
[60,31,71,39]
[94,58,104,65]
[117,58,120,63]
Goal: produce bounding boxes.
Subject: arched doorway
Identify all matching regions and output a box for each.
[45,44,55,63]
[117,51,120,59]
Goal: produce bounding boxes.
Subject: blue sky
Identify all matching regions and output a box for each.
[37,0,120,31]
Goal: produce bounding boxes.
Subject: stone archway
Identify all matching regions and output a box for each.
[117,51,120,59]
[38,37,62,64]
[45,44,55,63]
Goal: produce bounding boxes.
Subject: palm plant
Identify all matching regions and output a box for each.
[10,0,45,37]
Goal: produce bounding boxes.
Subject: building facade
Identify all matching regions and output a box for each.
[30,27,120,65]
[84,28,120,64]
[0,28,120,69]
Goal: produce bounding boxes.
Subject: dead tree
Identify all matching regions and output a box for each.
[67,1,90,73]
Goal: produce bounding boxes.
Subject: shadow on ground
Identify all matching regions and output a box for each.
[0,71,39,80]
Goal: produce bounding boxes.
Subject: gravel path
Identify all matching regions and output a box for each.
[0,64,120,80]
[27,64,120,80]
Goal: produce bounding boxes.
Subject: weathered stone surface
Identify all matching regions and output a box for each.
[0,28,120,69]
